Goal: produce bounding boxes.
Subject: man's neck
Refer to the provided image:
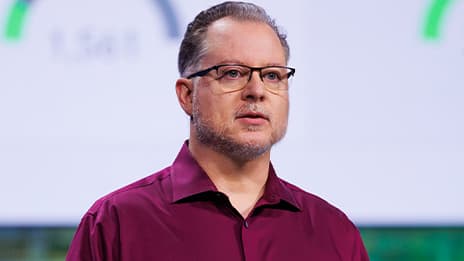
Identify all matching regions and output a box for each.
[188,138,270,218]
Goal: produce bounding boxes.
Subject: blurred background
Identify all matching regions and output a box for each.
[0,0,463,260]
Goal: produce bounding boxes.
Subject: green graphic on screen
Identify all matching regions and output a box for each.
[3,0,29,40]
[423,0,456,40]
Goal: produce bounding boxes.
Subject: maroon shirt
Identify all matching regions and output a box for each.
[67,142,369,260]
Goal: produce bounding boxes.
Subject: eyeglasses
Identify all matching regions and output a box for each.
[186,64,295,92]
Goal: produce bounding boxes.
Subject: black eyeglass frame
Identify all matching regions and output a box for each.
[186,64,296,83]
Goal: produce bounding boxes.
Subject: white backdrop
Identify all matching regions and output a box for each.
[0,0,463,225]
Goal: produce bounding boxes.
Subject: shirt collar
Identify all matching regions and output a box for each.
[170,141,218,203]
[259,164,301,211]
[170,141,301,211]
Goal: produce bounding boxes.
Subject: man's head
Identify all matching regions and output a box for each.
[176,2,293,162]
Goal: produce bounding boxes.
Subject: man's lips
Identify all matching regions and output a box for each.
[235,103,270,124]
[235,111,269,123]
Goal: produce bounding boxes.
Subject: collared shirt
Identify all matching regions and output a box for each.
[66,142,369,261]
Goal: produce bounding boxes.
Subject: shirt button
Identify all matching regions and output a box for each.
[244,221,249,228]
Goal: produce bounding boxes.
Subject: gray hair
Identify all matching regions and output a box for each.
[178,1,290,77]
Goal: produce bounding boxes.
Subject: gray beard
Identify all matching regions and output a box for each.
[192,104,276,162]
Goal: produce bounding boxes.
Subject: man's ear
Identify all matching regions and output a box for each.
[175,78,193,116]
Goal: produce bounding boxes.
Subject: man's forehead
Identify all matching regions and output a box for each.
[206,17,275,39]
[201,18,286,66]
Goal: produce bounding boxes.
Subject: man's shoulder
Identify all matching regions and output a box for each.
[86,166,172,215]
[279,178,368,258]
[279,178,354,225]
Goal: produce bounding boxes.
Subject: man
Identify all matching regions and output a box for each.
[67,1,369,260]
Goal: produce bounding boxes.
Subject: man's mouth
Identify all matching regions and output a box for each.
[237,112,267,119]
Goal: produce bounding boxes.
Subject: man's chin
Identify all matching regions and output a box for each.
[202,134,271,161]
[228,136,275,157]
[193,121,280,161]
[235,131,272,143]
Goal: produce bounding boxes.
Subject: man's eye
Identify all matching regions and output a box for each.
[223,69,242,79]
[263,72,281,81]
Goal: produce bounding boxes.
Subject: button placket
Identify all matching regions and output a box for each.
[240,218,251,261]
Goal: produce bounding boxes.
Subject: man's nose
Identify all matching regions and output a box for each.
[241,71,266,102]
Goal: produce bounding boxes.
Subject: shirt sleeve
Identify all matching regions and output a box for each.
[66,202,120,261]
[325,207,370,261]
[351,228,370,261]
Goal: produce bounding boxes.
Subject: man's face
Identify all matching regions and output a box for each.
[191,18,289,161]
